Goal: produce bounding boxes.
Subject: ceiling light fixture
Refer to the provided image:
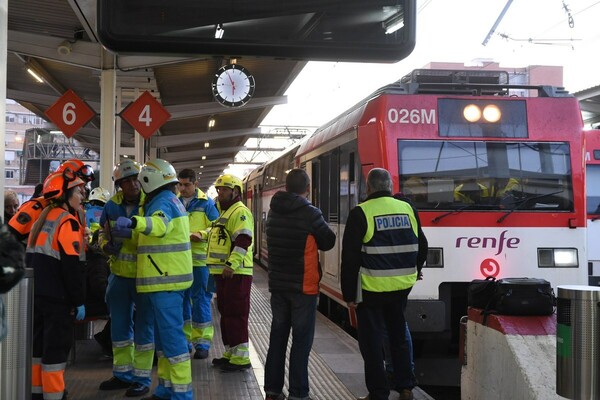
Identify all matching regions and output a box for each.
[208,117,216,128]
[383,13,405,35]
[215,24,224,39]
[204,142,210,148]
[27,68,44,83]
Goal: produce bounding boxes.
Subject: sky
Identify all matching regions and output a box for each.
[261,0,600,128]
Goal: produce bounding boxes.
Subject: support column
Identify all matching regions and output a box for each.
[0,0,7,215]
[99,51,116,192]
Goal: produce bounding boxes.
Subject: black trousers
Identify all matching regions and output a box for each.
[32,299,74,399]
[356,289,411,400]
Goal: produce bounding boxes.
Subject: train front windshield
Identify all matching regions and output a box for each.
[398,140,573,212]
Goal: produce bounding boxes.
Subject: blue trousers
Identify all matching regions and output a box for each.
[356,290,411,400]
[264,292,317,400]
[143,291,193,400]
[106,274,153,388]
[183,266,213,350]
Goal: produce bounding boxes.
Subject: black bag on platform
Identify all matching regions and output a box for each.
[493,277,555,316]
[467,276,497,309]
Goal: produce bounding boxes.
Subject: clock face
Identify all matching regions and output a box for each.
[212,64,256,107]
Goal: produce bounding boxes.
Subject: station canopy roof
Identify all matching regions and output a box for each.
[574,85,600,129]
[6,0,307,188]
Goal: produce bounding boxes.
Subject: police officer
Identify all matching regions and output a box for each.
[341,168,423,400]
[115,158,193,400]
[98,160,151,397]
[27,170,87,400]
[207,174,254,371]
[177,168,219,360]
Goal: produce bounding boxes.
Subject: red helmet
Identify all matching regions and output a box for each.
[43,169,85,201]
[57,159,95,182]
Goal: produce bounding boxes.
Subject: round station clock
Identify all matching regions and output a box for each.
[211,64,256,107]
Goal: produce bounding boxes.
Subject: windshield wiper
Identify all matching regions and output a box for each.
[497,190,564,223]
[432,204,476,224]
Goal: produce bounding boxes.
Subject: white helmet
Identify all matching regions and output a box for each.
[139,158,178,194]
[112,160,141,184]
[89,187,111,204]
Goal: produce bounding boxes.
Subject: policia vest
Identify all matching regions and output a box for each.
[357,196,419,296]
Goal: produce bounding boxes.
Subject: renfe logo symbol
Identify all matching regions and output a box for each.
[455,230,520,256]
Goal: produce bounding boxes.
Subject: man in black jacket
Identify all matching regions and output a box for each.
[264,168,336,400]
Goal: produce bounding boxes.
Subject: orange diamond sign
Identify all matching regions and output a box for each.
[120,91,171,139]
[45,89,96,138]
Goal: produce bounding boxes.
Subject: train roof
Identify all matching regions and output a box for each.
[296,68,573,158]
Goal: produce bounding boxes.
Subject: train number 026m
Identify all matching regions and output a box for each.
[387,108,436,124]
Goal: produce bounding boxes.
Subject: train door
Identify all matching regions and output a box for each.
[307,150,340,282]
[252,182,262,259]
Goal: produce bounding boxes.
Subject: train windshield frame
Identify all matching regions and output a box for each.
[398,140,574,212]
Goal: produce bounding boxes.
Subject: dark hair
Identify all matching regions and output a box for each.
[286,169,310,195]
[177,168,196,182]
[31,183,44,199]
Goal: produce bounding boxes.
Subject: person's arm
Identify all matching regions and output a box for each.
[310,207,336,251]
[340,207,366,304]
[58,219,86,307]
[225,207,253,271]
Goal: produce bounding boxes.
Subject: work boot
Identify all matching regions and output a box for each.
[220,361,252,372]
[125,383,150,397]
[194,348,209,359]
[211,357,229,366]
[99,376,130,390]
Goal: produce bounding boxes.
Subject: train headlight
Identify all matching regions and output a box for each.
[463,104,481,122]
[538,248,578,267]
[483,105,501,122]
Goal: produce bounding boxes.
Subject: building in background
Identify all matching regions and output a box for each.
[4,100,45,202]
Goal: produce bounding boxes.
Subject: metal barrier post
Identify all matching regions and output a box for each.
[556,285,600,400]
[0,268,33,399]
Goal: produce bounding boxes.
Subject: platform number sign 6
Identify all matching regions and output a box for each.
[44,89,96,138]
[63,102,77,125]
[120,91,171,139]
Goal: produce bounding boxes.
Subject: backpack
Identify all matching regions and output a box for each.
[467,277,555,322]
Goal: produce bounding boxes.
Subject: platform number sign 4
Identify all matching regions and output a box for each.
[120,91,171,139]
[45,89,96,138]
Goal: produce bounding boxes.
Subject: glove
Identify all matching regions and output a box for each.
[103,241,122,256]
[75,305,86,321]
[116,217,133,229]
[112,227,132,239]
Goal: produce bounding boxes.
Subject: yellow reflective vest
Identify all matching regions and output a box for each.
[207,201,254,276]
[357,197,419,293]
[179,189,219,267]
[99,191,145,278]
[133,190,193,293]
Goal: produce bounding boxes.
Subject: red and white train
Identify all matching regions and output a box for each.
[244,69,588,385]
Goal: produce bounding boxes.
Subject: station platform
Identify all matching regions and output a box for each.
[65,265,434,400]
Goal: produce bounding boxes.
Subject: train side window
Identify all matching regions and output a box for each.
[312,161,320,209]
[319,155,331,221]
